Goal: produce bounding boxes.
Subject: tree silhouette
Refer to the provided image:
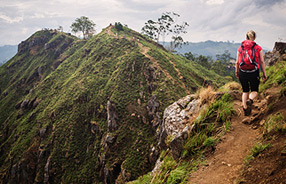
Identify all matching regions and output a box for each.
[142,12,189,50]
[70,16,96,39]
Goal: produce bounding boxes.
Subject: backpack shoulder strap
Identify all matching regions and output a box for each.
[251,42,256,49]
[241,43,244,50]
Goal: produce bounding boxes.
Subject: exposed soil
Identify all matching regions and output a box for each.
[239,88,286,184]
[239,133,286,184]
[188,87,286,184]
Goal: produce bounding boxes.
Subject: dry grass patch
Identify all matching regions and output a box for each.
[222,81,241,91]
[196,86,216,105]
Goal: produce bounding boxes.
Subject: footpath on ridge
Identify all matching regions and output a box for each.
[188,87,284,184]
[105,25,190,95]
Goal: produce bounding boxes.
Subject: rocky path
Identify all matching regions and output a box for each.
[188,94,269,184]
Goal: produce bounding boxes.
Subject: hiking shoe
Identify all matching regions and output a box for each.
[243,107,251,116]
[246,99,253,115]
[247,99,253,106]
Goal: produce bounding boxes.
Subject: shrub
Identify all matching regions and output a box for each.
[115,22,124,31]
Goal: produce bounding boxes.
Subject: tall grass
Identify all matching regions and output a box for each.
[264,112,286,135]
[260,60,286,91]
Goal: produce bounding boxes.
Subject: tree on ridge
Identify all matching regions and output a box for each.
[70,16,96,39]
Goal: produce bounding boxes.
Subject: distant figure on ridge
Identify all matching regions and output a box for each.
[235,30,267,116]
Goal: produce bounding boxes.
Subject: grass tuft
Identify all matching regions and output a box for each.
[197,86,216,105]
[264,112,286,135]
[244,142,271,165]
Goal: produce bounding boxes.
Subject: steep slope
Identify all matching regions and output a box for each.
[131,53,285,183]
[0,30,85,123]
[189,60,286,184]
[0,25,227,183]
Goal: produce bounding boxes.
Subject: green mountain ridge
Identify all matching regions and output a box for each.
[0,25,228,183]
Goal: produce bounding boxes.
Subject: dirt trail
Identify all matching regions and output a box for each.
[137,41,175,85]
[168,58,190,94]
[188,94,269,184]
[105,25,190,94]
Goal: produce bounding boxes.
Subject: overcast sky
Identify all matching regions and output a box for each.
[1,0,286,49]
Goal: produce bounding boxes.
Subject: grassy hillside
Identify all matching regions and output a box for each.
[0,25,228,183]
[130,58,286,184]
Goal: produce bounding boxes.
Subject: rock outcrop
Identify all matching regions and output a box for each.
[157,94,204,160]
[18,34,49,54]
[264,42,286,66]
[107,100,118,132]
[160,95,201,137]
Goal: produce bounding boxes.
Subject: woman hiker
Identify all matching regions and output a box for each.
[235,30,267,116]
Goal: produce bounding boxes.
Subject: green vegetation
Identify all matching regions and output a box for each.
[182,93,235,158]
[251,143,271,157]
[182,50,237,80]
[244,142,271,165]
[0,25,228,183]
[131,90,236,184]
[70,16,96,39]
[131,153,203,184]
[260,60,286,91]
[264,112,286,135]
[115,22,124,31]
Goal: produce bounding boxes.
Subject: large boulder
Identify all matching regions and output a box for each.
[157,94,207,160]
[264,42,286,66]
[162,94,201,137]
[169,125,194,160]
[264,51,280,66]
[273,42,286,55]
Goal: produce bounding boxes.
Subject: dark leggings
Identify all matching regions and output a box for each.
[239,69,260,92]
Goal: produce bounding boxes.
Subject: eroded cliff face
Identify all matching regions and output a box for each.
[264,42,286,66]
[0,26,227,184]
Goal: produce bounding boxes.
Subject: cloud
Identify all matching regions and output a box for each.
[0,0,285,49]
[254,0,286,7]
[0,13,23,23]
[203,0,225,5]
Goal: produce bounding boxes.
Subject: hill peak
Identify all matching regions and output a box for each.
[0,25,228,184]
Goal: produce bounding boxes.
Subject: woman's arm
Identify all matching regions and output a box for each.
[235,51,240,78]
[259,50,267,81]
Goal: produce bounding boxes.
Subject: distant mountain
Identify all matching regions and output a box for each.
[175,40,241,59]
[0,26,228,183]
[0,45,17,65]
[173,40,269,60]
